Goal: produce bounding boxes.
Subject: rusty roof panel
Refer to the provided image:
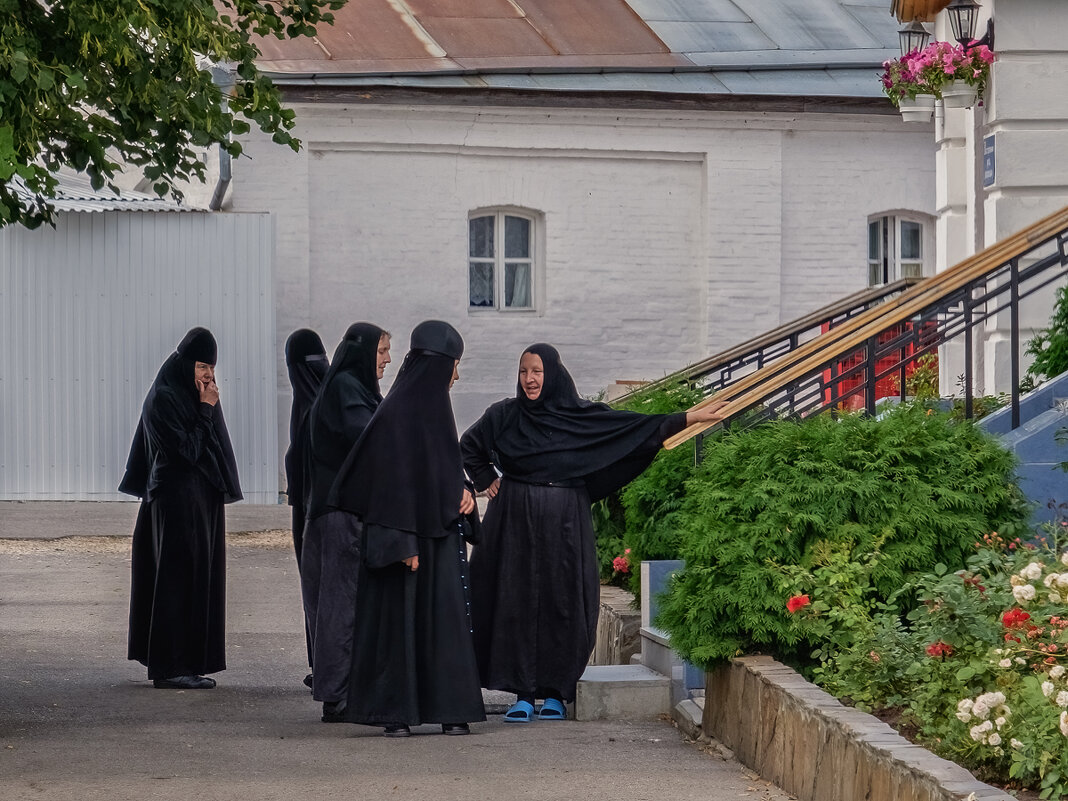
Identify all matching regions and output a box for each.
[518,0,670,56]
[419,18,558,57]
[449,53,690,70]
[404,0,522,18]
[625,0,752,23]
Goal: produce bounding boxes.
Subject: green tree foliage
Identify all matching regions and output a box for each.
[1024,283,1068,387]
[657,405,1029,668]
[0,0,344,228]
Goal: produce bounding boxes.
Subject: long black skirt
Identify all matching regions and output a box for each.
[469,480,599,702]
[300,510,362,702]
[344,529,485,727]
[128,472,226,680]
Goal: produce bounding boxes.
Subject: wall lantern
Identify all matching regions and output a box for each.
[898,19,931,57]
[945,0,994,51]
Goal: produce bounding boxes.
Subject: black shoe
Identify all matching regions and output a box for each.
[383,723,411,738]
[153,675,214,690]
[321,700,347,723]
[441,723,470,736]
[303,673,313,689]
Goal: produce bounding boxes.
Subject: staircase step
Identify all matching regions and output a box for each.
[575,664,671,721]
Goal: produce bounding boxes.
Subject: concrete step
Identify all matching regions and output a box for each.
[574,664,671,721]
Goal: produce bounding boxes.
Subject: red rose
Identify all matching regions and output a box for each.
[925,641,953,658]
[612,556,630,574]
[786,594,811,613]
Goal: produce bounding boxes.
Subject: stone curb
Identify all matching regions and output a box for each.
[701,656,1013,801]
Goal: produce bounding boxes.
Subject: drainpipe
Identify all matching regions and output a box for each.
[209,64,236,211]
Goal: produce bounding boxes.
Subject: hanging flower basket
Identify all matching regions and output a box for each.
[941,79,979,108]
[898,93,937,122]
[882,41,996,112]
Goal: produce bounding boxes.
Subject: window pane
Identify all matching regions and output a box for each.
[900,221,922,260]
[469,262,494,307]
[469,216,494,258]
[868,262,881,287]
[504,216,530,259]
[504,262,532,308]
[868,221,881,261]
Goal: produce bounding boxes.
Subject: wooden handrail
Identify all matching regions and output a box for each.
[666,203,1068,449]
[617,277,920,401]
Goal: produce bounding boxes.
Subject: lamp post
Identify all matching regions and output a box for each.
[945,0,994,51]
[898,19,931,57]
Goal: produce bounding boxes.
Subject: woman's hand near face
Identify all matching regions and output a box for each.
[685,399,728,427]
[198,378,220,406]
[459,488,475,515]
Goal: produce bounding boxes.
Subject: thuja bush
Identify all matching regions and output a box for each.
[593,382,704,590]
[658,405,1030,667]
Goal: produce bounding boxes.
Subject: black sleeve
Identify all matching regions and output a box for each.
[364,524,419,569]
[460,413,500,492]
[658,412,689,444]
[146,389,219,468]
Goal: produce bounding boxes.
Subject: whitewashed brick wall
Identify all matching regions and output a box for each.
[231,101,934,480]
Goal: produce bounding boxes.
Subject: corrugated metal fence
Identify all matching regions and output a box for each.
[0,211,278,502]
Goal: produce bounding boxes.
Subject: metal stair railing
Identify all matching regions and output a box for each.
[618,278,921,401]
[666,204,1068,452]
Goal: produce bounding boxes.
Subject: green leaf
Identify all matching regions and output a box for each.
[955,665,976,681]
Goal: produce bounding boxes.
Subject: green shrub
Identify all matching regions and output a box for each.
[1025,282,1068,387]
[658,405,1030,668]
[593,382,704,591]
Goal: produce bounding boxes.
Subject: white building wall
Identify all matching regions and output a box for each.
[0,211,278,502]
[231,100,934,464]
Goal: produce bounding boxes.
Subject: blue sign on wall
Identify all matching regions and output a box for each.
[983,135,996,188]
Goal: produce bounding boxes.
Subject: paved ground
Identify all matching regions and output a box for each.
[0,503,793,801]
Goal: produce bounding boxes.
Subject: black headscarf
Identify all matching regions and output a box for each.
[304,322,384,519]
[328,321,465,537]
[461,343,683,502]
[119,327,242,503]
[284,329,328,507]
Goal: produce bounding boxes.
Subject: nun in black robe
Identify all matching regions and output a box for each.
[283,328,328,675]
[120,327,242,689]
[329,320,485,736]
[300,322,385,715]
[461,343,722,717]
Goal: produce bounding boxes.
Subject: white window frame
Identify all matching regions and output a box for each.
[867,211,934,287]
[468,207,543,314]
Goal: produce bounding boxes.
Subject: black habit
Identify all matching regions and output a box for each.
[461,343,686,701]
[284,328,328,669]
[300,322,383,703]
[329,320,485,728]
[121,327,242,681]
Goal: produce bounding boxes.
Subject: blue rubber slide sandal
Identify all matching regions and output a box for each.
[538,698,567,721]
[503,700,535,723]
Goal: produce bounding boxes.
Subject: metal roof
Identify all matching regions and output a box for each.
[10,173,188,214]
[256,0,901,98]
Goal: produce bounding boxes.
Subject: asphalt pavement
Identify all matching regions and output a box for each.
[0,502,792,801]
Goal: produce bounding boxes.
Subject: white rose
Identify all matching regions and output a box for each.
[1016,657,1027,665]
[979,720,993,732]
[1052,592,1063,604]
[1061,551,1068,567]
[970,724,985,742]
[995,717,1007,728]
[1051,665,1066,679]
[1057,574,1068,590]
[987,692,1007,706]
[1046,573,1060,588]
[1010,574,1024,586]
[988,733,1002,746]
[958,698,973,713]
[1057,691,1068,708]
[1013,584,1036,603]
[1022,562,1043,581]
[1011,738,1024,750]
[1043,681,1055,697]
[971,700,990,719]
[998,704,1012,717]
[956,711,972,722]
[1061,711,1068,738]
[998,658,1012,668]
